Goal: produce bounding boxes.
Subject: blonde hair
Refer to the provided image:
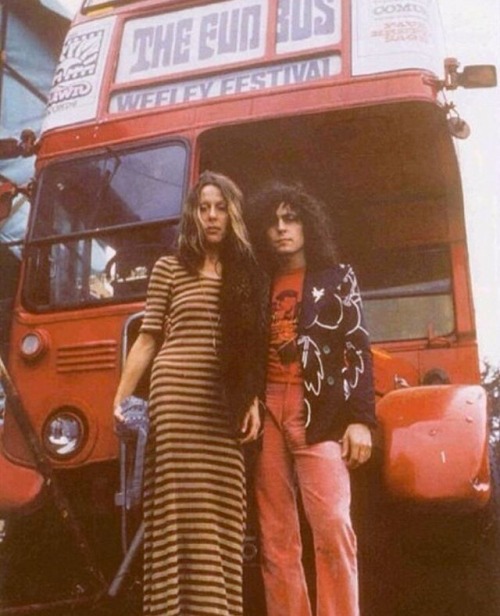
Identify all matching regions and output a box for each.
[178,171,252,271]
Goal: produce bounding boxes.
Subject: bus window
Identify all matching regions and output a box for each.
[354,245,454,343]
[200,103,458,345]
[32,142,186,238]
[23,141,187,310]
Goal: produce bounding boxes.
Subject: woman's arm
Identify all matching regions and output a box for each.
[113,332,157,422]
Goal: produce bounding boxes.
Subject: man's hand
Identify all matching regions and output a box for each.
[341,423,372,469]
[238,398,262,444]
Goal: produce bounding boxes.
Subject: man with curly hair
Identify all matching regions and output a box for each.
[247,181,376,616]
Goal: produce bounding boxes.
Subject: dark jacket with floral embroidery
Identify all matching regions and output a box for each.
[297,263,376,443]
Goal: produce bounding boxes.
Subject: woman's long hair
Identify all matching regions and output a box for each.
[177,170,253,272]
[246,180,338,272]
[177,171,269,427]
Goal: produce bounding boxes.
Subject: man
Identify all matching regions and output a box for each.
[247,181,376,616]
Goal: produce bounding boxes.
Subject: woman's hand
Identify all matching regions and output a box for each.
[238,398,261,444]
[113,401,125,423]
[340,423,372,469]
[112,332,156,427]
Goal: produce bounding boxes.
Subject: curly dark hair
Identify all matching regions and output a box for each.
[246,180,338,272]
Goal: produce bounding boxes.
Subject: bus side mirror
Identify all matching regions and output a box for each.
[460,64,497,89]
[442,58,497,90]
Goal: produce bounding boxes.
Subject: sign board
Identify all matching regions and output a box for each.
[351,0,444,76]
[110,54,341,113]
[42,16,116,132]
[43,1,343,129]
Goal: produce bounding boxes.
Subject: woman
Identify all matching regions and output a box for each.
[113,171,267,616]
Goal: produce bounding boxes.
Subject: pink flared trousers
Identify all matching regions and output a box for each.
[255,382,359,616]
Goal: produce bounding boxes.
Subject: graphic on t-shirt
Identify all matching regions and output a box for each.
[267,268,305,383]
[270,289,301,366]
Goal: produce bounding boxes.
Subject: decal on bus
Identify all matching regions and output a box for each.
[351,0,444,75]
[43,16,116,132]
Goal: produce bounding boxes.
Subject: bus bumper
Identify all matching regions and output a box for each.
[0,426,44,514]
[377,384,490,510]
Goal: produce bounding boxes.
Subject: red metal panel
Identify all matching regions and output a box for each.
[0,427,44,513]
[3,304,143,467]
[377,385,490,509]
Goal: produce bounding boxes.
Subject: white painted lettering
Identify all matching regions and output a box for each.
[130,27,155,72]
[173,19,192,64]
[198,5,262,60]
[115,91,143,111]
[277,0,335,44]
[374,3,428,16]
[199,13,218,59]
[110,54,341,114]
[155,88,177,106]
[183,84,199,101]
[220,76,236,95]
[130,19,193,73]
[199,81,214,97]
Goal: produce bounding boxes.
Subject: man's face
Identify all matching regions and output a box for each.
[266,202,305,261]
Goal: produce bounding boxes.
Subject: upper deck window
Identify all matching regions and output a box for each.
[32,142,186,240]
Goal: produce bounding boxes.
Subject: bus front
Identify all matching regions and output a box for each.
[0,0,497,611]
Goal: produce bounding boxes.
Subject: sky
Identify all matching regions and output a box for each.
[437,0,500,365]
[54,0,500,364]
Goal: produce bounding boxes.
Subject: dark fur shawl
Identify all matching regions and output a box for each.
[219,253,269,432]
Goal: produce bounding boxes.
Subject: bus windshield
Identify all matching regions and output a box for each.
[23,141,187,310]
[199,104,457,344]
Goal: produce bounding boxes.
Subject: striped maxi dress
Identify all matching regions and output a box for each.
[140,256,245,616]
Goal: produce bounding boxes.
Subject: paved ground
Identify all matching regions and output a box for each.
[2,457,500,616]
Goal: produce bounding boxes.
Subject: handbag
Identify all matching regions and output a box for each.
[115,395,149,509]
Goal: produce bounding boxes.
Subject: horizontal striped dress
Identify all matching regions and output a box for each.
[140,256,245,616]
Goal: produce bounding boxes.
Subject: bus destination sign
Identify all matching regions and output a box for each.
[112,0,341,112]
[115,0,341,83]
[44,0,342,130]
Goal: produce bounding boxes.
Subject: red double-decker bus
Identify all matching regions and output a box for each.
[0,0,497,613]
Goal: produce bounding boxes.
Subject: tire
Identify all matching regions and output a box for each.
[0,463,123,611]
[351,446,500,616]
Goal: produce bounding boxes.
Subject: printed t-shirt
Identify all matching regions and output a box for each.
[267,267,305,384]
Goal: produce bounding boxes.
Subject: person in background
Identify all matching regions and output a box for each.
[114,171,267,616]
[247,181,376,616]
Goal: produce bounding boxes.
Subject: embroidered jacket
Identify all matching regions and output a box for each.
[297,263,376,443]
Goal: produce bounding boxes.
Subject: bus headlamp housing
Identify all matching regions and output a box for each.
[43,408,87,458]
[20,330,48,361]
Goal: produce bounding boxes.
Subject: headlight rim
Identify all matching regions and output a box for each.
[19,330,49,362]
[42,407,88,459]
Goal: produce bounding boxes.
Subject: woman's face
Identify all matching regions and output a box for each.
[198,184,230,247]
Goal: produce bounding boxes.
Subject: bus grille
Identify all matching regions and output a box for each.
[56,341,118,373]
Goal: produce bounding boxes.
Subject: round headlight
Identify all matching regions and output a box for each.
[43,408,86,458]
[20,331,48,361]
